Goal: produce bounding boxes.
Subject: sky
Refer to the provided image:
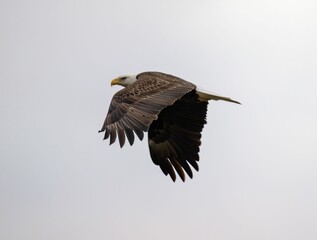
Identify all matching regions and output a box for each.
[1,0,317,239]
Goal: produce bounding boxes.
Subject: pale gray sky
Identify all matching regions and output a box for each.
[1,0,317,239]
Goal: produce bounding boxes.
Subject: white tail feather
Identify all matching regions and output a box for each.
[196,87,241,104]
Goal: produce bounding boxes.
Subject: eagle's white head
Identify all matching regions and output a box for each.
[111,74,138,87]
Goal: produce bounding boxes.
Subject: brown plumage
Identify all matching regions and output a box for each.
[99,72,240,181]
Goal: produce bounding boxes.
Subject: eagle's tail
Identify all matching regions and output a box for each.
[196,87,241,104]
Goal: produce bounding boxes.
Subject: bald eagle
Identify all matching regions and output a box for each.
[99,72,240,181]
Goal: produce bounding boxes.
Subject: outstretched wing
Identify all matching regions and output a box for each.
[148,90,208,182]
[99,72,196,147]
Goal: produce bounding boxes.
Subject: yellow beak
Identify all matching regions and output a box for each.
[111,78,120,86]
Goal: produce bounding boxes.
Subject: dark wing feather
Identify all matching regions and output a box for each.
[148,90,208,182]
[99,72,196,147]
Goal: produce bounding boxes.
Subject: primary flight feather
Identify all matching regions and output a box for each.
[99,71,240,182]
